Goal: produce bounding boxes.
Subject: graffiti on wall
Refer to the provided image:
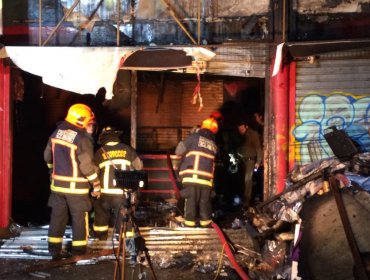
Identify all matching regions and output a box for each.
[293,92,370,164]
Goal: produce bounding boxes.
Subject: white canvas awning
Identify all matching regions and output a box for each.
[0,46,215,99]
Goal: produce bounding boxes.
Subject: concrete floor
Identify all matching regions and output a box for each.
[0,258,243,280]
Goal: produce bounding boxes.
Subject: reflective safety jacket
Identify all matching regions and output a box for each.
[175,128,217,187]
[94,142,143,195]
[44,121,99,195]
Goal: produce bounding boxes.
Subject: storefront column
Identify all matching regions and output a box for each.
[0,60,11,229]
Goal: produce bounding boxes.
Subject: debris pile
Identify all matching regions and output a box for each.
[242,156,370,279]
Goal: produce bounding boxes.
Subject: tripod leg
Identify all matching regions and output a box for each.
[137,254,143,279]
[113,223,122,280]
[144,249,157,280]
[114,221,126,280]
[121,222,127,280]
[131,220,157,280]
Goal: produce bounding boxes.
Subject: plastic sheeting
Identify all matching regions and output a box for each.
[0,46,136,99]
[0,46,216,99]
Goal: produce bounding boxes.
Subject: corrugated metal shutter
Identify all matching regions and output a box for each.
[137,79,224,151]
[43,86,74,127]
[207,44,267,78]
[138,82,182,127]
[294,49,370,165]
[181,80,224,126]
[137,81,182,151]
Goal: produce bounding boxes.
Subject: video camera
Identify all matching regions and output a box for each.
[113,170,148,191]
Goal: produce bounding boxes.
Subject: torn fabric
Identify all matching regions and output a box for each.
[1,46,216,100]
[272,43,284,77]
[1,46,136,99]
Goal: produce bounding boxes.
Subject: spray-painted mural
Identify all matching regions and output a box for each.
[293,92,370,165]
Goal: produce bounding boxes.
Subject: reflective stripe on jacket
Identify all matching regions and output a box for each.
[44,121,98,194]
[94,142,143,195]
[176,128,217,188]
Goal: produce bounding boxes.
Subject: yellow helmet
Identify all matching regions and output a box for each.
[201,117,218,134]
[65,103,95,129]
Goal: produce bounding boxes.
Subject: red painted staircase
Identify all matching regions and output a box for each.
[138,153,181,201]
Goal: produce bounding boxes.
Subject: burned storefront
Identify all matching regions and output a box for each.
[0,1,370,280]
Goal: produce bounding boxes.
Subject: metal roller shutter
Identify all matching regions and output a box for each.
[137,79,223,151]
[207,44,268,78]
[294,49,370,165]
[181,80,224,127]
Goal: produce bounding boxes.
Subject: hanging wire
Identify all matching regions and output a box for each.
[38,0,42,46]
[197,0,201,45]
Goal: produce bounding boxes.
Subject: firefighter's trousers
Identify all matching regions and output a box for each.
[93,193,137,239]
[182,185,212,227]
[47,192,91,257]
[93,195,123,239]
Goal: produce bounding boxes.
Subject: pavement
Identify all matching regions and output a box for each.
[0,224,255,280]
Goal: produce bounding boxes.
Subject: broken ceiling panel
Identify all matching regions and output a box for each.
[1,46,136,99]
[121,47,215,71]
[3,0,272,46]
[0,46,215,97]
[122,48,192,69]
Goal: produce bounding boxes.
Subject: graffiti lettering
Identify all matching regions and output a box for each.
[292,92,370,164]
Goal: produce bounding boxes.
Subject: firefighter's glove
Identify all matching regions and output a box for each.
[91,180,101,199]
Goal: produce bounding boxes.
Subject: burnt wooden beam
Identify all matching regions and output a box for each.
[68,0,105,46]
[130,70,137,149]
[159,0,197,44]
[42,0,81,46]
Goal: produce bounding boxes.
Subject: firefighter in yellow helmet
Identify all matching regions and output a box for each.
[175,117,218,227]
[44,103,101,259]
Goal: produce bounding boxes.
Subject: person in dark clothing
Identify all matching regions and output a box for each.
[175,118,218,227]
[91,87,112,140]
[236,119,262,208]
[44,104,101,259]
[92,127,143,240]
[252,111,264,202]
[253,112,264,136]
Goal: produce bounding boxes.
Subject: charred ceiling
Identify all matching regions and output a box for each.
[289,0,370,41]
[3,0,370,46]
[2,0,271,46]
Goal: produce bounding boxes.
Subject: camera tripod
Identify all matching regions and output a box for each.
[113,190,157,280]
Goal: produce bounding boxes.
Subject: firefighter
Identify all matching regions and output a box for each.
[92,127,143,241]
[44,103,101,259]
[175,117,218,227]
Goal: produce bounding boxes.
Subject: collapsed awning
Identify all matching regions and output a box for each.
[286,39,370,57]
[0,46,215,99]
[272,39,370,76]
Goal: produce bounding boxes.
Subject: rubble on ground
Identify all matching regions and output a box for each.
[1,154,369,279]
[241,154,370,279]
